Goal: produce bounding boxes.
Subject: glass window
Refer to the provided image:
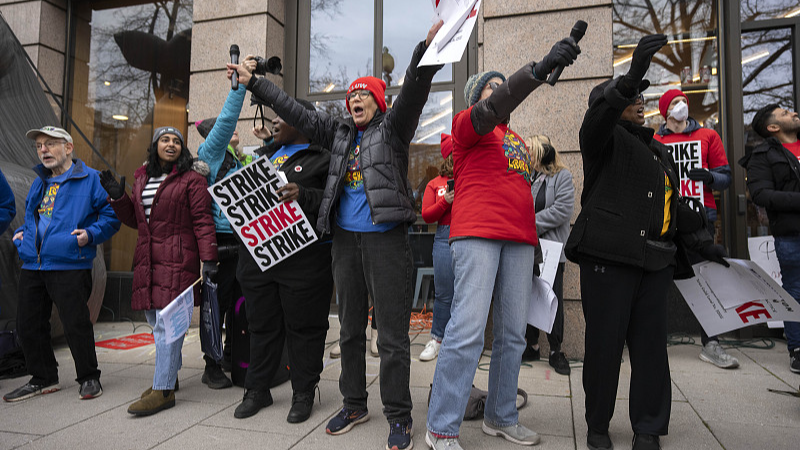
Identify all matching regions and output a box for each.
[613,0,720,132]
[741,0,800,22]
[409,91,454,217]
[613,1,726,242]
[308,0,374,94]
[742,28,795,238]
[69,0,193,271]
[383,0,453,86]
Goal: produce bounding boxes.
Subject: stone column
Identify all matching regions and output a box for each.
[188,0,285,152]
[0,0,68,119]
[480,0,614,359]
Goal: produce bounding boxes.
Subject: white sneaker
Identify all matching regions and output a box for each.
[420,339,441,362]
[700,341,739,369]
[370,329,379,357]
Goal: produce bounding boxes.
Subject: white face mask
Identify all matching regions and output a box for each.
[669,100,689,122]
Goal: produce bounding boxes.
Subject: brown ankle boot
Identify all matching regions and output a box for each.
[140,379,178,399]
[128,389,175,416]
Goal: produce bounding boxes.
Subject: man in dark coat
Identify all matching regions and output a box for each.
[228,21,443,450]
[565,35,728,450]
[738,104,800,374]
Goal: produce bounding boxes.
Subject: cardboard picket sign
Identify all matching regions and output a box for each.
[674,259,800,336]
[747,236,784,328]
[663,140,704,202]
[208,157,318,271]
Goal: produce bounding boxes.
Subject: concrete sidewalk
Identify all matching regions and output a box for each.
[1,319,798,450]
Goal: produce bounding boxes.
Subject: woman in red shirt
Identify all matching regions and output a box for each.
[419,134,455,362]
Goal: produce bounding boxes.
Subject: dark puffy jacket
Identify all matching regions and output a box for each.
[109,161,218,310]
[565,78,710,278]
[246,40,440,234]
[738,133,800,236]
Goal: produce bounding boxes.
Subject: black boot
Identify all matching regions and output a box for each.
[234,389,273,419]
[587,429,613,450]
[287,389,317,423]
[202,363,232,389]
[632,434,661,450]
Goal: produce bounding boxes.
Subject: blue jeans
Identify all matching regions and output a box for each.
[431,225,454,341]
[427,238,534,438]
[146,309,184,390]
[771,236,800,350]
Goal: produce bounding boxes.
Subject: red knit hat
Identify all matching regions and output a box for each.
[659,89,688,119]
[346,76,387,114]
[440,133,453,159]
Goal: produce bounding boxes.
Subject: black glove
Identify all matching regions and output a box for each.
[533,37,581,81]
[202,261,219,283]
[619,34,667,96]
[688,168,714,184]
[698,244,730,268]
[99,170,126,200]
[627,34,668,81]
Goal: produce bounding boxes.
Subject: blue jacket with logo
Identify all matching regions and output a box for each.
[14,158,121,270]
[197,86,246,234]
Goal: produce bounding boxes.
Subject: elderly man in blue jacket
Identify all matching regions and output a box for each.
[4,126,120,403]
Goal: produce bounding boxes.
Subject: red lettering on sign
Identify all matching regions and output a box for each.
[735,301,772,323]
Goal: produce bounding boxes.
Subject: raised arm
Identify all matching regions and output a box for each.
[471,38,580,135]
[197,86,247,167]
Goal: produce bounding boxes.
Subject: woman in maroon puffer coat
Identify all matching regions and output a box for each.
[101,126,218,416]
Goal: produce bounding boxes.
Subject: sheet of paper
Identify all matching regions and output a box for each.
[160,283,195,345]
[419,0,481,67]
[538,239,563,288]
[527,276,558,334]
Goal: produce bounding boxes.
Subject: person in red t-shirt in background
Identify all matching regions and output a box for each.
[654,89,739,370]
[739,104,800,375]
[419,134,455,363]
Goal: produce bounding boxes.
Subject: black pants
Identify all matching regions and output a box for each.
[17,269,100,385]
[580,261,672,436]
[526,262,565,352]
[204,232,240,366]
[333,225,413,423]
[237,242,332,394]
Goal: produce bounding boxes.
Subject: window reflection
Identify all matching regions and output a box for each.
[383,0,453,85]
[309,0,374,94]
[741,29,794,127]
[613,0,720,132]
[70,0,193,271]
[741,0,800,22]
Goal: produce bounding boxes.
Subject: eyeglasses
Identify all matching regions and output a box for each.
[35,140,66,150]
[347,90,372,101]
[487,81,501,91]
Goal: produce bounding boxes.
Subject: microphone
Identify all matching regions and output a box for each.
[547,20,588,86]
[230,44,240,90]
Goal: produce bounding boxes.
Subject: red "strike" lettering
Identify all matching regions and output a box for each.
[735,301,772,323]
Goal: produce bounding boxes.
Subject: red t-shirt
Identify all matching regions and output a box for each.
[422,175,453,226]
[783,140,800,160]
[654,127,728,209]
[448,106,537,246]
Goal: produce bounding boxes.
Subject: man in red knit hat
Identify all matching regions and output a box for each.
[653,89,738,370]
